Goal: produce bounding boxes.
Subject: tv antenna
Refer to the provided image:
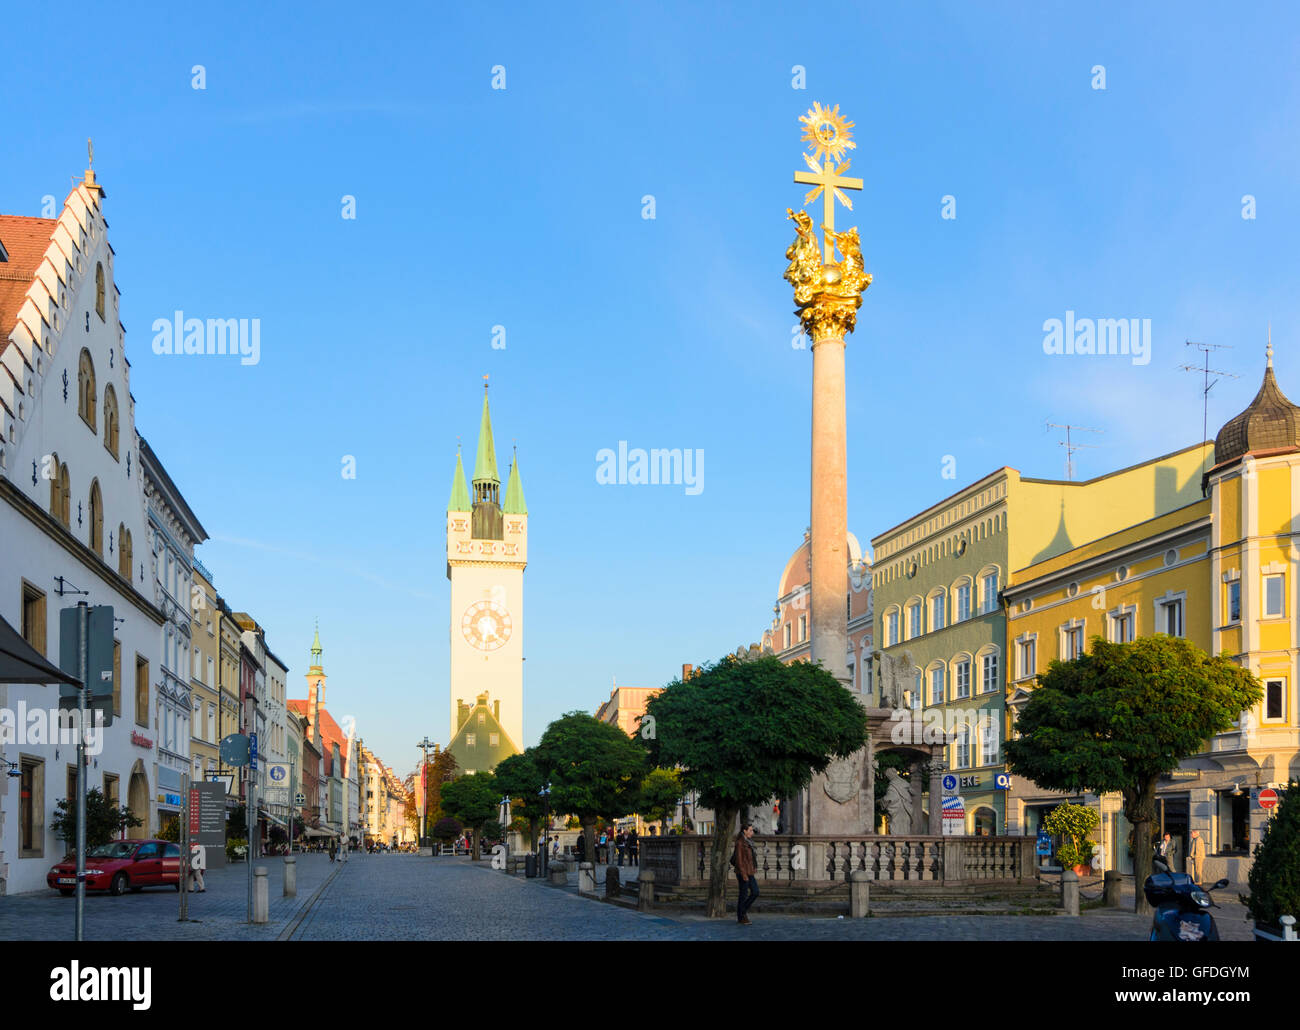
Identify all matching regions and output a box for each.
[1045,422,1103,481]
[1179,341,1239,464]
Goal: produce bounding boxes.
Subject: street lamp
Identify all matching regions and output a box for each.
[416,737,436,851]
[538,782,552,876]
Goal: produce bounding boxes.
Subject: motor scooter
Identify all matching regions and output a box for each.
[1144,857,1230,941]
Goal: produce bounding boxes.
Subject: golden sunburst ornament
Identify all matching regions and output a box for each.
[799,102,856,164]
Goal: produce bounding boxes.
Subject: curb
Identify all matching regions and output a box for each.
[277,861,345,941]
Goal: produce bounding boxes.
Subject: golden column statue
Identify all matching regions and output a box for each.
[784,103,874,835]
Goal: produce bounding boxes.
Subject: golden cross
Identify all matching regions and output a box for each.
[794,154,863,264]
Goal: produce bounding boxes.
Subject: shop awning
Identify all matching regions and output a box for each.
[0,611,80,685]
[261,812,287,828]
[300,826,338,838]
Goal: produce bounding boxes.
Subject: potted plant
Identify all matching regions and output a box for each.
[1044,802,1100,876]
[1244,781,1299,941]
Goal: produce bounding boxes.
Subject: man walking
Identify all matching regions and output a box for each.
[189,842,207,893]
[731,821,759,925]
[1188,829,1206,883]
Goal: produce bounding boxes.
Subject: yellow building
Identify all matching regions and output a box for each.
[1004,348,1300,883]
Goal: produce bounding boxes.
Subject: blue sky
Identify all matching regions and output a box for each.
[4,2,1299,773]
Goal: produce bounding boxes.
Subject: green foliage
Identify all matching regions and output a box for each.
[1245,781,1300,930]
[638,768,684,831]
[1043,802,1099,868]
[566,816,580,829]
[158,815,180,843]
[226,838,248,862]
[227,804,247,840]
[494,750,547,821]
[441,772,501,859]
[431,816,463,842]
[1004,634,1261,911]
[644,655,870,812]
[50,788,143,849]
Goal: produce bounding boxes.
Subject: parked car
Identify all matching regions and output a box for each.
[47,839,181,896]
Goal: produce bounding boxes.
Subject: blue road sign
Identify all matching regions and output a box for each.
[1036,830,1052,856]
[941,774,958,794]
[250,731,258,771]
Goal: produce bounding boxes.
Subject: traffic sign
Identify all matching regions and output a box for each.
[295,792,307,806]
[1259,787,1279,810]
[219,734,250,767]
[941,774,958,794]
[249,732,258,771]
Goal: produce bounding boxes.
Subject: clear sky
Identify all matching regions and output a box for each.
[5,2,1298,775]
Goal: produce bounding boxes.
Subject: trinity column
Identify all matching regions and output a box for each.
[783,104,876,835]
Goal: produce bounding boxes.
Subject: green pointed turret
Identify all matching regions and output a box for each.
[503,455,528,515]
[448,450,471,511]
[473,389,499,485]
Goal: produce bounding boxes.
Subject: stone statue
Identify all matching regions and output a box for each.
[882,768,913,835]
[746,800,779,835]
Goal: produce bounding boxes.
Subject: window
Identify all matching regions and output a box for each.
[89,479,103,555]
[489,733,499,747]
[981,571,999,614]
[103,386,119,459]
[465,733,476,748]
[1063,624,1085,660]
[78,349,97,431]
[980,718,998,765]
[1264,574,1285,618]
[955,659,971,699]
[1109,609,1135,643]
[783,623,791,649]
[798,614,807,642]
[21,581,47,655]
[1158,598,1184,637]
[1017,638,1036,680]
[955,581,971,622]
[1264,680,1285,722]
[886,610,899,647]
[20,758,43,857]
[931,593,946,631]
[477,711,486,725]
[118,525,132,580]
[103,773,118,809]
[1227,581,1241,623]
[135,655,149,728]
[908,603,921,639]
[911,670,922,710]
[955,726,971,769]
[95,262,105,320]
[930,665,945,704]
[982,652,999,693]
[112,639,121,717]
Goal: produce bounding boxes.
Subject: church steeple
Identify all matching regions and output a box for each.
[471,380,503,539]
[473,383,500,487]
[448,447,470,512]
[503,449,528,515]
[308,620,325,677]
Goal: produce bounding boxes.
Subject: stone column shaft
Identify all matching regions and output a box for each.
[809,334,850,686]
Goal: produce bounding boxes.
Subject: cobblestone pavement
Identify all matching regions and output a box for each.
[0,852,340,941]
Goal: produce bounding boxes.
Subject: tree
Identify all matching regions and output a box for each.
[638,767,683,835]
[1043,802,1099,870]
[1004,635,1261,915]
[644,654,870,917]
[440,772,501,860]
[431,816,463,845]
[494,749,548,849]
[1245,781,1300,932]
[533,712,647,866]
[51,788,142,852]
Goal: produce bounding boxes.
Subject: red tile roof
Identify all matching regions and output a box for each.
[0,215,58,344]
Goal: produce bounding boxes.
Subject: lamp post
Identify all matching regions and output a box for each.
[539,782,552,876]
[416,737,436,851]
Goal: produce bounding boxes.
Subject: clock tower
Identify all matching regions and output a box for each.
[446,382,527,765]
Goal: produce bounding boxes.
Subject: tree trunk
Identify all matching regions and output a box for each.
[706,805,739,918]
[471,829,481,861]
[527,817,539,851]
[581,817,597,865]
[1124,779,1159,917]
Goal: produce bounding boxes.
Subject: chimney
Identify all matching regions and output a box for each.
[682,663,693,680]
[457,700,468,729]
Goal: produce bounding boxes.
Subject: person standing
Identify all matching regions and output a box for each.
[616,830,626,867]
[1161,832,1180,873]
[189,842,207,893]
[1188,829,1206,883]
[731,822,758,925]
[328,837,337,863]
[627,827,638,866]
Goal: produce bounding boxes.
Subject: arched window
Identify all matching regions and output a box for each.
[78,349,97,432]
[89,479,103,555]
[119,525,133,580]
[95,263,106,321]
[103,385,119,459]
[49,451,61,516]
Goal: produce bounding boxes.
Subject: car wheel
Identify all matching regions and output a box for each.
[109,872,128,896]
[59,889,74,897]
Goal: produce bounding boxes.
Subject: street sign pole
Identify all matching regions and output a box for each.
[74,601,88,943]
[179,773,190,921]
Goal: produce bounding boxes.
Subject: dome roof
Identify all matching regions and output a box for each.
[1214,344,1300,466]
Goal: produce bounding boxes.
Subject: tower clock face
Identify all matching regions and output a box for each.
[461,599,512,651]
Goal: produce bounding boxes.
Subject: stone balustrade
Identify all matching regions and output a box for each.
[641,834,1037,887]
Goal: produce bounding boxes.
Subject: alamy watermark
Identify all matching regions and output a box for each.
[888,706,998,748]
[1,703,104,755]
[1042,310,1151,366]
[151,311,260,366]
[595,442,704,495]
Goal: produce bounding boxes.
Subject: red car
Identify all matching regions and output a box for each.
[47,839,181,896]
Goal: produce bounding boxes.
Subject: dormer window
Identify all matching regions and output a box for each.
[95,263,106,320]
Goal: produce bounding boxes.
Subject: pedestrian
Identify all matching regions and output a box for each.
[1159,832,1180,873]
[1188,829,1206,883]
[189,842,207,892]
[328,838,337,863]
[627,827,638,866]
[616,830,626,867]
[575,831,586,861]
[731,821,759,925]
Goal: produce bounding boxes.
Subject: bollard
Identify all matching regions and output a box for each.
[850,869,871,918]
[578,862,596,895]
[637,868,655,912]
[283,856,297,898]
[1103,870,1121,908]
[1061,868,1079,917]
[253,866,269,924]
[1282,915,1297,942]
[549,862,568,887]
[605,866,621,899]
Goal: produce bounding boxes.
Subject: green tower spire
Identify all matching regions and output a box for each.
[503,451,528,514]
[473,386,499,485]
[448,448,471,511]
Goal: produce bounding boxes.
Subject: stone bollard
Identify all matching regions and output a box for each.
[605,866,621,899]
[1103,870,1122,908]
[637,868,655,912]
[850,869,871,918]
[1061,868,1079,917]
[283,856,297,898]
[578,862,596,895]
[549,862,568,887]
[253,866,269,924]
